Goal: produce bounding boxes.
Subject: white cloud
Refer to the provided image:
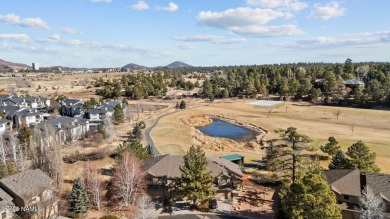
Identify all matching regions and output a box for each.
[230,24,303,37]
[49,34,61,41]
[0,14,50,30]
[197,7,291,28]
[196,7,301,37]
[157,2,179,12]
[275,31,390,49]
[0,34,31,43]
[132,1,149,11]
[173,34,247,44]
[62,27,80,35]
[90,0,112,3]
[246,0,308,11]
[178,44,194,49]
[308,1,346,21]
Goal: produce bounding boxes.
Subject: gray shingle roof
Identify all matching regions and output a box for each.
[366,173,390,202]
[0,187,13,208]
[344,79,364,85]
[44,116,89,130]
[0,119,12,125]
[324,169,361,197]
[142,155,242,179]
[0,169,55,199]
[61,99,82,106]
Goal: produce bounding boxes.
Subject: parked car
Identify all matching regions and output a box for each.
[209,199,218,209]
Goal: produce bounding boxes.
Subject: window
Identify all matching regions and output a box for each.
[344,195,350,200]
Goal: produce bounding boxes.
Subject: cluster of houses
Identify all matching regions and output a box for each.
[0,94,127,144]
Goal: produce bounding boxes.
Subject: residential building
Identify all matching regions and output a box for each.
[0,106,43,128]
[142,154,243,201]
[0,188,15,219]
[0,169,58,219]
[86,100,126,122]
[324,169,361,219]
[59,99,84,117]
[0,119,12,134]
[42,116,90,143]
[344,80,365,89]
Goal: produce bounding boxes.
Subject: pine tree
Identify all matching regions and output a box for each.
[113,104,124,124]
[179,100,186,109]
[346,141,380,172]
[176,145,215,207]
[280,170,342,219]
[117,140,150,160]
[68,178,91,215]
[320,137,341,157]
[329,150,350,169]
[175,102,180,109]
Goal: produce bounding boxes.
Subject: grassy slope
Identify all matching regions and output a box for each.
[150,100,390,173]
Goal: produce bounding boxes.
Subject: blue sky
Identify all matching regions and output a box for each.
[1,0,390,68]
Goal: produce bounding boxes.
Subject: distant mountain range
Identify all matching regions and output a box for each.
[0,59,30,71]
[121,61,192,69]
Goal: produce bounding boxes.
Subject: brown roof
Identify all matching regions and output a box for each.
[0,169,55,199]
[324,169,361,197]
[365,173,390,202]
[0,188,13,208]
[142,155,242,179]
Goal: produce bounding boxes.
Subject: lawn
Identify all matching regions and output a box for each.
[150,99,390,173]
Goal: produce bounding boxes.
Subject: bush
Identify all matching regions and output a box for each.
[63,150,107,164]
[65,212,80,218]
[99,215,119,219]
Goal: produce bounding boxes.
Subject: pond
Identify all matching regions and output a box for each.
[198,119,258,142]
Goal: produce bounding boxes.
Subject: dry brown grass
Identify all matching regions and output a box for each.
[151,99,390,173]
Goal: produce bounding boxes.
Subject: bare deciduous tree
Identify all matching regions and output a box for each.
[112,153,145,207]
[85,162,102,210]
[334,110,342,120]
[30,124,64,191]
[124,106,133,122]
[266,106,274,118]
[359,186,383,219]
[135,194,157,219]
[104,117,115,143]
[0,137,9,165]
[351,122,356,134]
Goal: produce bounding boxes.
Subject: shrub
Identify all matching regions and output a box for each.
[65,212,80,218]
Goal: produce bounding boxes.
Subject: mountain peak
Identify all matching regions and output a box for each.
[166,61,192,69]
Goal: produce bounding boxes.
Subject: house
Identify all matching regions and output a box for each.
[86,107,112,122]
[3,97,28,108]
[42,116,90,143]
[344,80,365,89]
[0,188,15,219]
[0,169,59,219]
[59,99,84,117]
[86,100,126,122]
[0,119,12,134]
[364,173,390,218]
[11,109,43,127]
[324,169,361,219]
[0,106,43,128]
[142,154,243,200]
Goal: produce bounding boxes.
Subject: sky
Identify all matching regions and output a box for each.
[0,0,390,68]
